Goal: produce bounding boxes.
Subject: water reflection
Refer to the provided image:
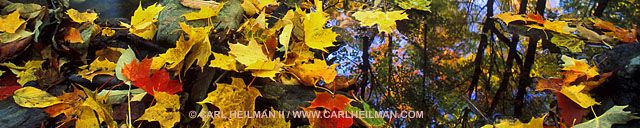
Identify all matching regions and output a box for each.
[69,0,161,19]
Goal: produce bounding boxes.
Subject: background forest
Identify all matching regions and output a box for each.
[0,0,639,127]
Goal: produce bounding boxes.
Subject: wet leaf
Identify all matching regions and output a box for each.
[209,52,239,72]
[304,1,339,52]
[308,91,352,111]
[0,9,26,33]
[13,86,62,108]
[557,92,584,127]
[123,58,183,96]
[199,77,261,128]
[77,58,116,82]
[559,85,599,108]
[181,4,225,20]
[352,10,408,34]
[64,27,84,43]
[136,91,181,128]
[480,114,546,128]
[551,34,584,53]
[0,29,33,43]
[573,105,639,128]
[126,2,164,40]
[65,9,98,23]
[494,12,525,26]
[525,13,545,24]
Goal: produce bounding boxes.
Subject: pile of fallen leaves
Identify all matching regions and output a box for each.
[0,0,416,127]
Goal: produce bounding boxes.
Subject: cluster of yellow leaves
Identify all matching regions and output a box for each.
[121,3,164,40]
[77,58,116,82]
[137,91,181,128]
[241,0,277,16]
[396,0,431,12]
[535,55,603,108]
[352,10,408,34]
[481,114,546,128]
[39,85,118,127]
[0,60,44,85]
[198,78,262,127]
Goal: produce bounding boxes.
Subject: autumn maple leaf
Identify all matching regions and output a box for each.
[122,58,182,96]
[308,91,353,111]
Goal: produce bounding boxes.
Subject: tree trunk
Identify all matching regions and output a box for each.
[514,0,546,118]
[467,0,495,98]
[488,0,528,116]
[593,0,609,17]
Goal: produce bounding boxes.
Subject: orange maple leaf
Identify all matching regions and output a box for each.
[525,13,546,24]
[122,58,182,96]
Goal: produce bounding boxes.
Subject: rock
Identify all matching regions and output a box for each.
[593,43,640,127]
[0,96,48,127]
[155,0,243,48]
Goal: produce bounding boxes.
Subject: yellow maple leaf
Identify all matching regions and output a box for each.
[246,107,290,128]
[77,58,116,82]
[560,55,599,83]
[245,0,277,11]
[494,12,525,26]
[303,0,338,52]
[13,86,62,108]
[0,8,26,33]
[560,85,599,108]
[137,91,181,128]
[241,0,259,16]
[152,35,191,71]
[287,59,338,86]
[229,39,269,66]
[285,41,315,65]
[180,22,213,71]
[199,77,262,128]
[3,60,45,86]
[544,20,572,35]
[152,22,212,73]
[481,114,547,128]
[209,52,239,72]
[248,58,284,80]
[181,3,225,21]
[352,10,409,33]
[127,2,164,40]
[65,9,98,23]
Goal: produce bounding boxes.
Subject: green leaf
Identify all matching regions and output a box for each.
[345,102,385,126]
[550,33,584,53]
[115,46,138,85]
[573,105,639,128]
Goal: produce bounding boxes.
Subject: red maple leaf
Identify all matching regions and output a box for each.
[557,92,583,127]
[0,73,21,101]
[122,58,182,96]
[301,107,353,128]
[308,91,353,111]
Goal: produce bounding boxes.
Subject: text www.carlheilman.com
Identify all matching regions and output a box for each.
[188,110,423,119]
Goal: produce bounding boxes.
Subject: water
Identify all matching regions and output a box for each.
[69,0,161,19]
